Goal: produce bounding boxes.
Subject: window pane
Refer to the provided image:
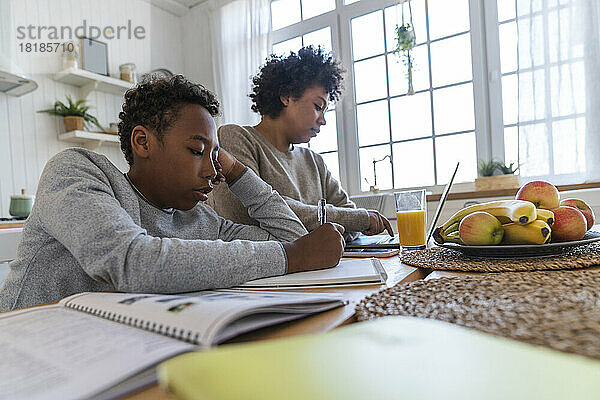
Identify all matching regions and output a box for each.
[518,69,545,122]
[504,126,519,168]
[435,132,477,184]
[357,100,390,146]
[497,0,516,22]
[430,33,472,87]
[310,110,338,153]
[517,0,542,17]
[433,83,474,134]
[271,0,301,30]
[360,145,393,191]
[303,27,332,53]
[499,21,517,74]
[552,117,585,175]
[390,92,432,141]
[388,44,429,96]
[320,152,340,183]
[548,8,584,63]
[354,56,387,103]
[550,61,585,117]
[517,14,544,69]
[272,37,302,56]
[502,74,517,125]
[518,123,550,176]
[392,139,435,188]
[427,0,470,40]
[351,10,384,60]
[384,0,427,49]
[302,0,335,20]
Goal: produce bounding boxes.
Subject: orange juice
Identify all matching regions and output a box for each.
[396,210,427,247]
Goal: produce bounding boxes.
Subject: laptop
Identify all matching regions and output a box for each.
[344,162,460,249]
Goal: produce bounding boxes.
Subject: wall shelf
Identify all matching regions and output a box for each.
[53,68,132,98]
[58,130,120,149]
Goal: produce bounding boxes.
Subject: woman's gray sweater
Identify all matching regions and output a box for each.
[0,148,308,311]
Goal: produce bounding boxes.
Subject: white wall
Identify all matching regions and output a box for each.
[0,0,184,216]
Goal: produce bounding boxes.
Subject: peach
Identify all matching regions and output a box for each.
[551,206,587,242]
[560,198,595,231]
[516,181,560,209]
[459,212,504,245]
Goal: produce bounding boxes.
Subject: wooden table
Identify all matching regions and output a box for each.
[123,255,429,399]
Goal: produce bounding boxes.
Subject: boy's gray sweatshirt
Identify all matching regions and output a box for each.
[0,148,308,311]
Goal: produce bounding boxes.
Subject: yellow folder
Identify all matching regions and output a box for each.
[158,316,600,400]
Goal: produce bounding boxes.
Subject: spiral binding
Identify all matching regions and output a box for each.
[66,301,201,345]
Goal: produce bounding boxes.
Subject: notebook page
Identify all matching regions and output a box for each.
[0,305,193,400]
[238,258,386,288]
[61,290,346,346]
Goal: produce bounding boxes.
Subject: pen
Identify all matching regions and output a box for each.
[318,198,327,225]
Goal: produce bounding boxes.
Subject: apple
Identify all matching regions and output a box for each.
[560,198,595,231]
[516,180,560,209]
[551,206,587,242]
[459,212,504,245]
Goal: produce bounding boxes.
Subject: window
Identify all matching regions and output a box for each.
[270,0,590,195]
[496,0,586,181]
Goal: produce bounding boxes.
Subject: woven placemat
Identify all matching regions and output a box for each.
[356,269,600,360]
[400,242,600,272]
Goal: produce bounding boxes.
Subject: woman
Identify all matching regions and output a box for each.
[209,46,393,240]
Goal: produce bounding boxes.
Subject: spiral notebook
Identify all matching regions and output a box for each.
[0,290,345,400]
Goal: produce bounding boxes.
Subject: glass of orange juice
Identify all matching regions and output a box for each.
[394,189,427,250]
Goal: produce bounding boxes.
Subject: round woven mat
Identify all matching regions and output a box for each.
[400,242,600,272]
[356,269,600,360]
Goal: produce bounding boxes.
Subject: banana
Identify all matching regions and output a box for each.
[535,209,554,226]
[433,229,464,244]
[441,200,537,232]
[497,208,555,226]
[501,220,551,245]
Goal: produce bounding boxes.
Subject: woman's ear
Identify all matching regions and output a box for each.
[280,95,290,107]
[131,125,152,160]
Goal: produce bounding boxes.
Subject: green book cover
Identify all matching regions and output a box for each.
[158,316,600,400]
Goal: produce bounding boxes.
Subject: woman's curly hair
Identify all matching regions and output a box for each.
[118,75,220,165]
[249,46,345,118]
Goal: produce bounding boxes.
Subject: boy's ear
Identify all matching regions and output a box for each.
[131,125,152,159]
[280,95,290,107]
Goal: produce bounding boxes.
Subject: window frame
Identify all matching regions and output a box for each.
[270,0,499,195]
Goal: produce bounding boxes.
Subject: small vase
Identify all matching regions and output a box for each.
[64,116,85,132]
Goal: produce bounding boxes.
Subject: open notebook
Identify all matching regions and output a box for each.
[237,258,387,289]
[0,290,346,400]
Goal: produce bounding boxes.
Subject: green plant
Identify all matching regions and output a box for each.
[496,161,519,175]
[392,23,416,95]
[477,159,520,177]
[38,95,104,131]
[477,159,497,177]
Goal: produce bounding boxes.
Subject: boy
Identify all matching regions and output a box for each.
[0,76,344,311]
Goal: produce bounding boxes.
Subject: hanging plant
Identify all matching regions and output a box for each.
[393,23,416,95]
[392,0,417,95]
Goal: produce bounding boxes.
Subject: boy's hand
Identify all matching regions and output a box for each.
[363,211,394,236]
[282,223,345,274]
[214,148,246,185]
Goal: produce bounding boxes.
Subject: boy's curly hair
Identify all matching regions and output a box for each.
[118,75,220,165]
[249,46,344,118]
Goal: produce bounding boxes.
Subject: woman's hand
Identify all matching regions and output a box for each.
[363,210,394,236]
[213,148,246,185]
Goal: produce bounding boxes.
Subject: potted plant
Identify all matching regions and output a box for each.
[392,23,417,95]
[475,159,520,191]
[38,95,104,132]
